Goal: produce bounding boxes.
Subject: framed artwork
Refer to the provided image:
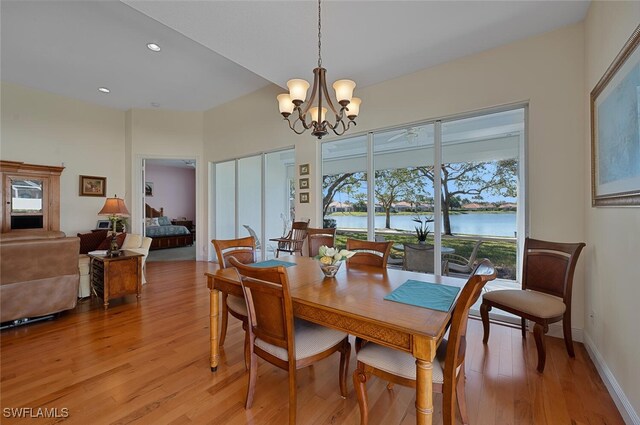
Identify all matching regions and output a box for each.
[300,192,309,203]
[591,25,640,207]
[96,220,111,230]
[145,182,154,197]
[299,178,309,190]
[79,175,106,197]
[299,163,309,175]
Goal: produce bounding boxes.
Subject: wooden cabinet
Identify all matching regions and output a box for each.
[0,160,64,233]
[90,251,143,309]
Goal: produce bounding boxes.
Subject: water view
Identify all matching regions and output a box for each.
[329,212,516,237]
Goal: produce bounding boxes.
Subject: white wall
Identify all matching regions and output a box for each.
[204,23,587,328]
[0,82,125,235]
[145,163,196,222]
[584,2,640,422]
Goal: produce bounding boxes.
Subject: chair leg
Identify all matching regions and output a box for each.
[219,294,229,347]
[562,312,575,358]
[275,249,280,258]
[288,364,297,425]
[521,318,527,339]
[480,302,491,344]
[353,363,369,425]
[245,347,258,409]
[456,366,469,425]
[338,338,351,398]
[243,322,250,371]
[533,322,548,373]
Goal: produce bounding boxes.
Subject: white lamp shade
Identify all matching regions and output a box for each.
[309,107,327,123]
[333,79,356,103]
[277,94,295,115]
[287,79,310,103]
[346,97,361,117]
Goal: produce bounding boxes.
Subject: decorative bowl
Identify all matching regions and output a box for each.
[319,261,342,278]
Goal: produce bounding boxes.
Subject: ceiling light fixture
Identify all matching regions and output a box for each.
[276,0,360,139]
[98,87,110,93]
[147,43,161,52]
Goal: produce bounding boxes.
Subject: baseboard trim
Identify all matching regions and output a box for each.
[546,322,583,343]
[583,332,639,425]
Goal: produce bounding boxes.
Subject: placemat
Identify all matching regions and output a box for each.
[384,280,461,312]
[249,259,296,268]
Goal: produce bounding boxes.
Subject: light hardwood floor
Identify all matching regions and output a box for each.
[0,261,624,424]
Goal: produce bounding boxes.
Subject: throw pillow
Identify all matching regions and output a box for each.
[158,216,171,226]
[77,230,109,254]
[97,233,127,250]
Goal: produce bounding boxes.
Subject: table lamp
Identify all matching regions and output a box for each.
[98,195,130,257]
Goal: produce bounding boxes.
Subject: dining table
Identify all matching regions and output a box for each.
[206,255,467,425]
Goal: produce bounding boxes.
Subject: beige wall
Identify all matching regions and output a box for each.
[0,82,126,234]
[204,23,587,328]
[584,2,640,421]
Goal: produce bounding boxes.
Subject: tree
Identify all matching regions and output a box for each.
[416,159,517,235]
[322,172,365,217]
[374,168,421,229]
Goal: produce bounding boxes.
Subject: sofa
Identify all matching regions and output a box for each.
[0,231,80,323]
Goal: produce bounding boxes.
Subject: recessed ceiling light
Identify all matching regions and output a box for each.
[147,43,161,52]
[151,102,160,108]
[98,87,110,93]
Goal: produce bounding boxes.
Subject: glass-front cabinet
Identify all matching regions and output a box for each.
[0,161,64,233]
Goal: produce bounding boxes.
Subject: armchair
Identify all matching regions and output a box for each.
[270,220,310,257]
[121,234,152,284]
[444,239,483,275]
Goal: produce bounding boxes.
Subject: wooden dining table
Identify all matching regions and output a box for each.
[206,255,466,425]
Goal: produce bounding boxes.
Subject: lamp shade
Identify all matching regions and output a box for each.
[287,79,310,103]
[333,79,356,103]
[98,196,130,216]
[346,97,361,118]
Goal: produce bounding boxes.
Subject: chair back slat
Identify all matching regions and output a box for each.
[346,239,392,268]
[211,236,256,269]
[307,228,336,257]
[522,238,585,301]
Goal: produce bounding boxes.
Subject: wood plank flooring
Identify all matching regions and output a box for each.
[0,261,624,424]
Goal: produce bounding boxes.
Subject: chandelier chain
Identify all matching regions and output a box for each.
[317,0,322,68]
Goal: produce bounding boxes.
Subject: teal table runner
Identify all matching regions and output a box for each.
[250,259,296,268]
[384,280,461,312]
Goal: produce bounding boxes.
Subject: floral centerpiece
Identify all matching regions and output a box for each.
[316,246,355,277]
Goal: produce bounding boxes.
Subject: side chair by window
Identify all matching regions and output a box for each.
[346,239,392,269]
[228,257,350,424]
[272,220,310,257]
[307,227,336,257]
[353,259,497,425]
[480,237,585,372]
[444,239,483,275]
[211,236,256,367]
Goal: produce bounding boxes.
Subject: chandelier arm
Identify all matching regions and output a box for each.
[329,118,347,135]
[301,69,321,118]
[286,117,308,135]
[320,76,340,117]
[293,106,313,130]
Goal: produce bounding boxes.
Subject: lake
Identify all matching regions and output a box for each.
[329,212,516,237]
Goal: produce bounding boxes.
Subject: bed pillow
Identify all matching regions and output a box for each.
[158,216,171,226]
[146,217,160,227]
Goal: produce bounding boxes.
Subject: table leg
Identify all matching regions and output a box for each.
[210,288,220,371]
[416,358,434,425]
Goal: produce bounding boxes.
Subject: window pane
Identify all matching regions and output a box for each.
[11,179,43,213]
[237,155,262,255]
[265,149,295,259]
[214,161,236,243]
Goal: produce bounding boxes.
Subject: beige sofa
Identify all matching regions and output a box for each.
[0,231,80,323]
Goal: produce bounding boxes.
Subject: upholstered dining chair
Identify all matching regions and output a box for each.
[228,257,350,425]
[444,239,483,275]
[480,237,585,373]
[211,236,256,361]
[273,220,310,257]
[307,227,336,257]
[346,239,392,268]
[353,259,497,425]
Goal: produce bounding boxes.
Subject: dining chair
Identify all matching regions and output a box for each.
[353,259,497,425]
[211,236,256,362]
[228,257,351,424]
[307,227,336,257]
[444,239,483,275]
[480,237,585,372]
[346,239,392,268]
[274,220,310,257]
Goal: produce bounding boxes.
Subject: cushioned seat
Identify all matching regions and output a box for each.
[357,341,445,383]
[482,289,565,318]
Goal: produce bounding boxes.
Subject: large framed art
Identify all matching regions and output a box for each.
[590,25,640,207]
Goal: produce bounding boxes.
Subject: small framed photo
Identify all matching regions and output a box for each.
[300,192,309,203]
[145,182,154,197]
[79,175,106,197]
[96,220,111,230]
[299,163,309,175]
[299,178,309,190]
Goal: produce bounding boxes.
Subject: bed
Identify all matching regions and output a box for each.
[145,204,194,250]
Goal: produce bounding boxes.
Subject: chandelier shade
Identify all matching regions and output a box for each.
[277,0,361,139]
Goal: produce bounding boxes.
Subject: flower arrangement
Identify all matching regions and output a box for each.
[316,246,355,277]
[412,215,433,243]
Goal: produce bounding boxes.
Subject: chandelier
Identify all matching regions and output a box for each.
[276,0,361,139]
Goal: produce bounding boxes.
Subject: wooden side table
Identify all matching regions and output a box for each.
[89,250,143,309]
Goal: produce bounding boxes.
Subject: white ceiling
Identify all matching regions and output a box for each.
[1,1,590,111]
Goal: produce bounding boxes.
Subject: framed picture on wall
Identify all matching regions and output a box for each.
[300,192,309,203]
[79,175,106,197]
[590,25,640,207]
[299,164,309,175]
[145,182,154,197]
[299,178,309,190]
